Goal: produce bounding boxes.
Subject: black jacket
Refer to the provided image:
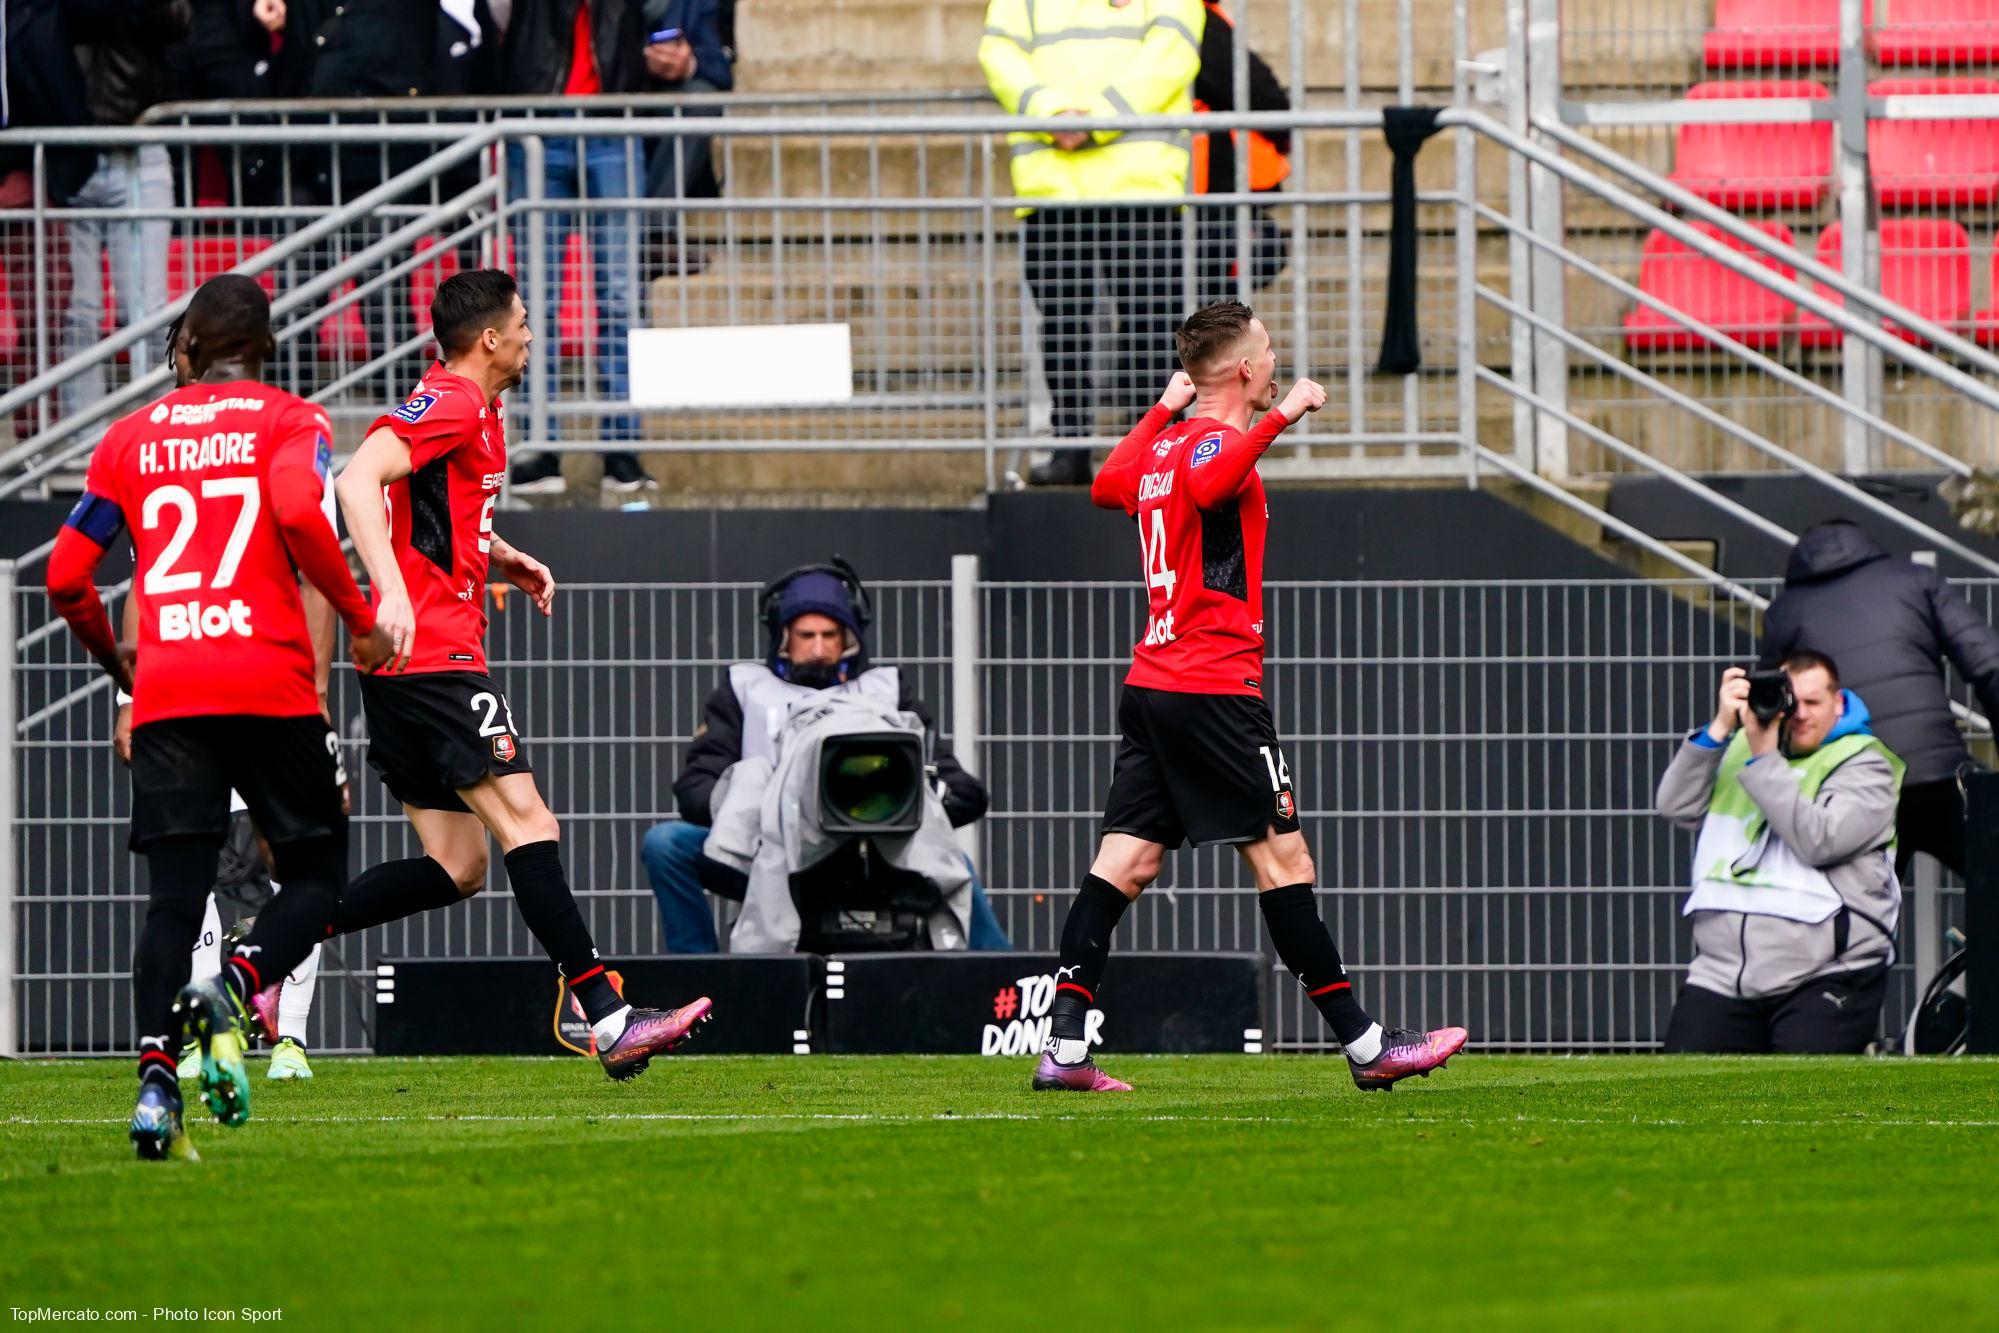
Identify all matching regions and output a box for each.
[2,0,95,199]
[74,0,191,125]
[1758,521,1999,786]
[672,671,989,830]
[500,0,646,96]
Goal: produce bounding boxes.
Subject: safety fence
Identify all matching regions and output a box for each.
[3,571,1981,1056]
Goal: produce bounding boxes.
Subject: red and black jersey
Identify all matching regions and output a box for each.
[366,363,507,674]
[70,383,341,725]
[1091,404,1293,696]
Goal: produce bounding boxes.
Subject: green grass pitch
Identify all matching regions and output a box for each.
[3,1054,1996,1330]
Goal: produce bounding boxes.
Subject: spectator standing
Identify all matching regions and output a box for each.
[2,0,93,443]
[163,1,312,208]
[639,0,729,277]
[979,0,1203,486]
[1657,656,1904,1054]
[1190,0,1290,303]
[499,0,658,495]
[1758,519,1999,877]
[62,0,193,425]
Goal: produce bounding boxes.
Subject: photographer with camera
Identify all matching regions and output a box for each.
[640,559,1009,953]
[1655,653,1905,1053]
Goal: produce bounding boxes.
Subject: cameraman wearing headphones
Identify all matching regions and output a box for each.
[1655,652,1904,1053]
[641,559,1009,952]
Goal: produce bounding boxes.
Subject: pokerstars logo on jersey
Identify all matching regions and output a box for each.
[157,598,254,641]
[981,971,1104,1056]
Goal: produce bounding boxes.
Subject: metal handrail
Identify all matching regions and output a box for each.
[138,89,994,123]
[1532,114,1999,385]
[0,179,504,501]
[1469,198,1971,479]
[0,124,504,429]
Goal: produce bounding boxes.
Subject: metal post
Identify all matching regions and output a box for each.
[1231,0,1252,304]
[0,560,18,1058]
[950,553,982,868]
[1503,0,1534,468]
[523,133,552,468]
[1525,0,1568,478]
[1455,0,1479,488]
[1837,0,1881,473]
[1287,0,1309,460]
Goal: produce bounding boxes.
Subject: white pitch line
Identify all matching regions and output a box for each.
[6,1111,1999,1129]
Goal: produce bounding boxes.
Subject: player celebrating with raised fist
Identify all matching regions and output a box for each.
[1033,298,1468,1093]
[332,269,710,1080]
[46,275,392,1158]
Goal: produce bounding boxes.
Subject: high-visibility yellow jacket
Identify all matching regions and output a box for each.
[979,0,1204,207]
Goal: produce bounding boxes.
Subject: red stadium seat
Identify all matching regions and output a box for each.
[1622,220,1799,351]
[1870,0,1999,64]
[315,279,372,363]
[165,236,279,302]
[490,234,595,357]
[1796,219,1972,348]
[559,233,596,359]
[0,283,18,362]
[1869,76,1999,208]
[1669,81,1833,209]
[409,236,463,335]
[1704,0,1869,69]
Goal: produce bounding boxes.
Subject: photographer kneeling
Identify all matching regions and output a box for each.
[641,559,1008,953]
[1657,653,1904,1054]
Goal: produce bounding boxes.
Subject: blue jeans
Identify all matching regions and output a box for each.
[505,136,639,444]
[640,819,1012,953]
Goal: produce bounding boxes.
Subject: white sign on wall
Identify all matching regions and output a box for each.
[627,323,854,408]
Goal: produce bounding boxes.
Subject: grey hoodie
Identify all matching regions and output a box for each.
[1656,711,1900,999]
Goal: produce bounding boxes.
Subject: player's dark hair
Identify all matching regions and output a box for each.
[432,269,520,357]
[1781,648,1840,687]
[1175,299,1257,380]
[182,274,274,371]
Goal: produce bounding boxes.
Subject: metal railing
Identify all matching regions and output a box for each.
[4,571,1981,1056]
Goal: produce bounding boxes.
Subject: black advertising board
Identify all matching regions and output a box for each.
[373,955,822,1056]
[821,951,1266,1055]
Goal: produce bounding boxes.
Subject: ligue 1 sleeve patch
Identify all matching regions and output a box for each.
[392,392,439,424]
[313,432,334,483]
[1190,434,1224,468]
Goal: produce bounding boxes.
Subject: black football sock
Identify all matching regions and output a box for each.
[227,834,345,999]
[1047,874,1132,1048]
[503,840,623,1024]
[1258,883,1376,1046]
[331,855,465,936]
[134,833,223,1081]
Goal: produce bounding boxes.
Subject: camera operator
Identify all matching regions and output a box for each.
[1655,652,1904,1053]
[1758,519,1999,878]
[640,560,1009,952]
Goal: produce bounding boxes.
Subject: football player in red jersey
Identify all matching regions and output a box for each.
[1032,299,1468,1093]
[45,275,393,1158]
[332,270,711,1080]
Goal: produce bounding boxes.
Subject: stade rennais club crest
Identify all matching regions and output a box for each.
[554,970,625,1055]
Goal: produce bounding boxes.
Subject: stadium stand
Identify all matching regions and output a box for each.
[1622,220,1800,351]
[1796,218,1975,347]
[1668,80,1834,208]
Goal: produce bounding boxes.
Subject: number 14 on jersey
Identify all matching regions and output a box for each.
[1139,508,1178,645]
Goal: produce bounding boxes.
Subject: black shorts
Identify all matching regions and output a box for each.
[1100,685,1301,849]
[359,670,531,812]
[129,714,345,852]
